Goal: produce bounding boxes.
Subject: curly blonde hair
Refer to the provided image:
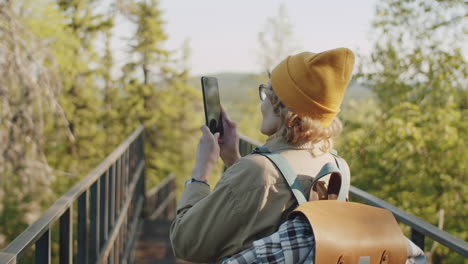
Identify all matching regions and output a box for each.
[266,88,342,154]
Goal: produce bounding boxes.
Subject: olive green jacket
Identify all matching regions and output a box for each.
[170,137,346,263]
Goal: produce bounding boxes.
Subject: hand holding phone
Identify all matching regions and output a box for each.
[218,106,240,167]
[201,76,224,136]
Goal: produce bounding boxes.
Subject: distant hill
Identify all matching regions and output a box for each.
[343,80,373,101]
[191,72,262,103]
[192,72,373,106]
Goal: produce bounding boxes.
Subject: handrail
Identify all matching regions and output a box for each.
[239,134,263,149]
[0,125,146,264]
[350,186,468,257]
[237,136,468,258]
[145,173,177,220]
[146,173,176,199]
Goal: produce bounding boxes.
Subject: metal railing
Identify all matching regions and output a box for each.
[237,135,468,258]
[145,173,176,221]
[0,125,146,264]
[2,128,465,262]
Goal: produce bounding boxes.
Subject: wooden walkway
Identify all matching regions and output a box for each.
[133,219,193,264]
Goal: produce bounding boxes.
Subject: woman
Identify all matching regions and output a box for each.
[170,48,354,263]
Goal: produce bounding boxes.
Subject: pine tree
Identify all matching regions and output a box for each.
[120,0,201,188]
[48,0,114,193]
[99,15,129,153]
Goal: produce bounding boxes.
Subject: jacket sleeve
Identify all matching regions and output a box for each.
[170,156,268,263]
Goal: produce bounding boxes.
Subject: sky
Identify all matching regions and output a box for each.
[156,0,378,75]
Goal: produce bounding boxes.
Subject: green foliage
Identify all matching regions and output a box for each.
[0,0,200,255]
[337,0,467,262]
[0,0,66,251]
[121,0,200,190]
[338,99,466,263]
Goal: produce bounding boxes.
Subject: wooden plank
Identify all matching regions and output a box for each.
[77,192,88,264]
[35,229,50,264]
[59,207,72,264]
[132,219,176,263]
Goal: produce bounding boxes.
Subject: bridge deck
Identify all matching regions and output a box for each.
[133,219,193,264]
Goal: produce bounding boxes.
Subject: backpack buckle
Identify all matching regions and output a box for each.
[252,147,271,154]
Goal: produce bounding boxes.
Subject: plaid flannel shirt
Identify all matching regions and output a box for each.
[222,216,426,264]
[223,215,314,264]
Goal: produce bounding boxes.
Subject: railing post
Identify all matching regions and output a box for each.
[411,228,425,251]
[140,135,147,220]
[108,165,115,264]
[109,164,116,229]
[100,172,109,251]
[59,207,72,264]
[169,178,176,219]
[116,237,120,262]
[77,191,88,264]
[35,229,50,264]
[90,180,101,263]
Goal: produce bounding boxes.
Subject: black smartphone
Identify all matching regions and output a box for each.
[201,76,223,136]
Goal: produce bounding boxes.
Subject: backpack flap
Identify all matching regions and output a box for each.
[290,201,408,264]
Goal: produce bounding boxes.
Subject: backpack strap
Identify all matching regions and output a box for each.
[310,161,348,202]
[252,147,350,204]
[330,150,350,201]
[253,147,307,205]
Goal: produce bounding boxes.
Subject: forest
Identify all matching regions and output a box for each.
[0,0,466,263]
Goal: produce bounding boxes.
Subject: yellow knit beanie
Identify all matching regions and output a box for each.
[271,48,355,127]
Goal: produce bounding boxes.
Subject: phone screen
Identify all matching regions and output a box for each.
[201,76,223,136]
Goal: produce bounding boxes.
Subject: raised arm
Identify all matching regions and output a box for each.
[170,157,267,263]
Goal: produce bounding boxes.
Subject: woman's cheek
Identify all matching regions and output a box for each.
[260,100,266,115]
